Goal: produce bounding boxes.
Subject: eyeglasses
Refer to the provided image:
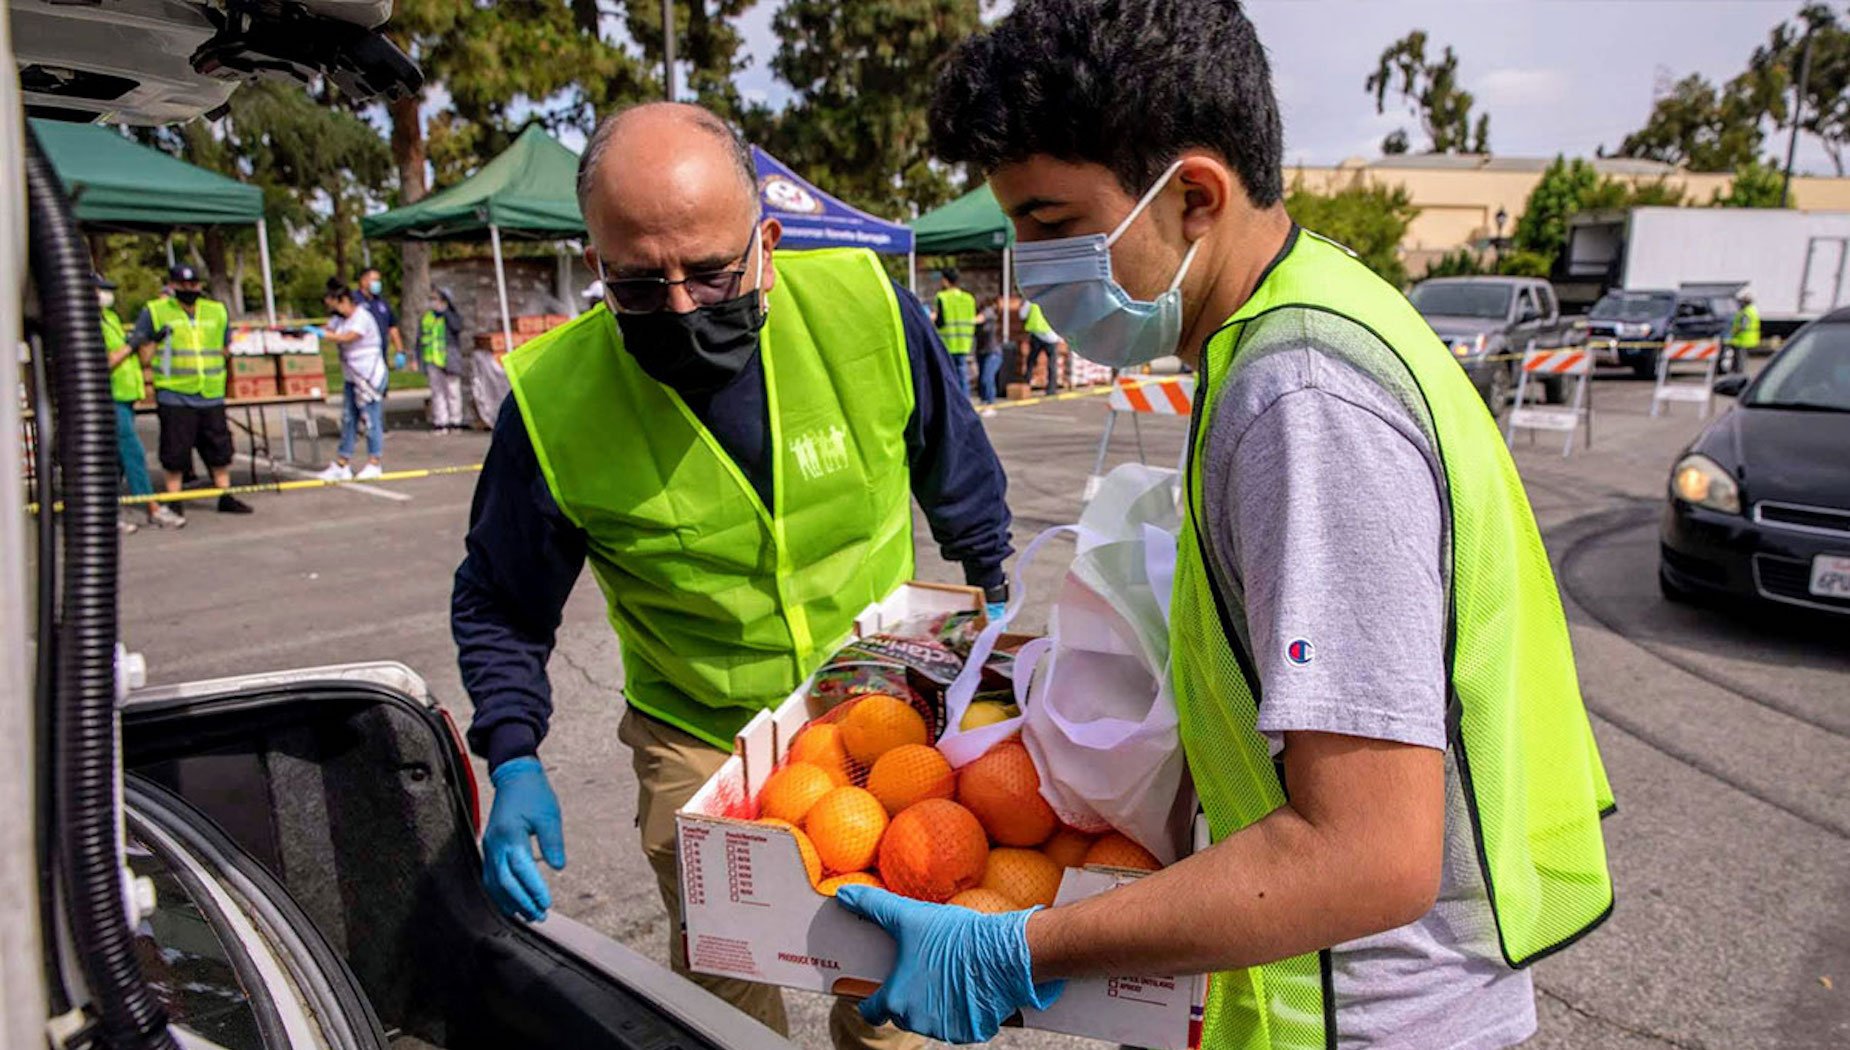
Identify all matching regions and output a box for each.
[603,227,759,314]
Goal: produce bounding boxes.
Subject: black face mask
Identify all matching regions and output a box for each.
[175,288,202,305]
[614,291,765,395]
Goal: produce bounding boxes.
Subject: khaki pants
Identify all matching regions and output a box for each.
[617,707,923,1050]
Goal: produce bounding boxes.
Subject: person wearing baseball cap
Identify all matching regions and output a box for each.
[128,264,254,515]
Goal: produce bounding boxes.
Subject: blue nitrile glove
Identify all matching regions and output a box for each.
[985,601,1007,623]
[481,756,566,922]
[301,325,324,340]
[836,885,1064,1044]
[393,350,408,370]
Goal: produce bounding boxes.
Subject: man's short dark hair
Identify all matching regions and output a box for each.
[930,0,1284,207]
[355,267,380,282]
[942,268,960,285]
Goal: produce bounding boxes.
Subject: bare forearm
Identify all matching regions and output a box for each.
[107,346,135,371]
[1025,735,1444,981]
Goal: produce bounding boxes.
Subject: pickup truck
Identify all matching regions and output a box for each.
[1583,287,1735,377]
[1408,276,1583,416]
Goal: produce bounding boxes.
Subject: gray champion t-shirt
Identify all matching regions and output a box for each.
[1198,334,1537,1050]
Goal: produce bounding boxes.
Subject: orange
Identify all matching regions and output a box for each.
[755,818,822,886]
[1042,827,1096,869]
[1083,832,1161,872]
[949,888,1019,914]
[981,848,1063,909]
[878,799,990,903]
[788,723,854,786]
[803,786,889,874]
[865,744,956,815]
[758,762,836,824]
[816,871,885,896]
[839,694,928,766]
[956,741,1056,847]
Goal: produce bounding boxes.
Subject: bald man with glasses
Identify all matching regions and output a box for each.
[450,102,1012,1050]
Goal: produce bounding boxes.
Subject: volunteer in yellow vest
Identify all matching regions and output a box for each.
[99,272,184,532]
[451,102,1013,1050]
[419,287,469,431]
[838,4,1614,1047]
[932,268,977,395]
[128,264,254,515]
[1019,299,1066,396]
[1726,289,1760,374]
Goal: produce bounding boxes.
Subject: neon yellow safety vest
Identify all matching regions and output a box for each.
[147,296,229,400]
[505,249,917,748]
[420,311,449,369]
[935,287,977,355]
[102,307,143,403]
[1730,303,1760,350]
[1023,302,1055,338]
[1173,231,1614,1049]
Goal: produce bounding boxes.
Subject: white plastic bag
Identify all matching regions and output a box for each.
[1021,464,1192,864]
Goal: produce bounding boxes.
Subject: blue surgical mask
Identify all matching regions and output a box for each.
[368,279,383,295]
[1012,159,1201,369]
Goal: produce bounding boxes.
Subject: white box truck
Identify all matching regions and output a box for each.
[1559,207,1850,334]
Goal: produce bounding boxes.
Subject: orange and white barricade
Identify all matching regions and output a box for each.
[1651,338,1721,418]
[1505,347,1593,458]
[1085,373,1196,500]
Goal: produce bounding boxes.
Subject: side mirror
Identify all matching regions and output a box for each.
[1517,306,1540,323]
[1713,374,1749,397]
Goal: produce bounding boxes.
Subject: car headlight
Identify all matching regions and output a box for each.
[1450,333,1486,358]
[1670,454,1740,514]
[1619,322,1653,338]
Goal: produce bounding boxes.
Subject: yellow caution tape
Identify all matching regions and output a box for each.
[26,462,484,514]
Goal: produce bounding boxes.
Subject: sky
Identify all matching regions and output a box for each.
[726,0,1841,176]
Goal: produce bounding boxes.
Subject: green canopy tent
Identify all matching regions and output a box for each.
[361,125,584,350]
[910,184,1017,340]
[30,117,278,322]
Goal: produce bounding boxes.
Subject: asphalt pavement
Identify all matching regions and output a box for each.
[118,369,1849,1049]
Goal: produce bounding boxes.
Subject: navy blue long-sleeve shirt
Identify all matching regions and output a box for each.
[454,281,1013,769]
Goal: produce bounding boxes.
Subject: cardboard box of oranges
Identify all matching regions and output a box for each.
[676,582,1204,1049]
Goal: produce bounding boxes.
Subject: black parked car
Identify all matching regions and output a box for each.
[1659,308,1850,614]
[1586,289,1732,378]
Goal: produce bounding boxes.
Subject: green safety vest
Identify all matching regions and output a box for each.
[505,248,917,748]
[935,287,977,354]
[102,307,143,403]
[1174,231,1614,1049]
[147,296,229,400]
[1730,303,1760,350]
[1023,302,1055,338]
[420,310,449,368]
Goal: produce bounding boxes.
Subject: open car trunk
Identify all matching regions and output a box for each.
[122,673,772,1050]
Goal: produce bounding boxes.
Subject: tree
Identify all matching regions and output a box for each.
[1712,158,1789,207]
[746,0,982,217]
[382,2,656,318]
[1511,156,1601,264]
[1366,30,1490,154]
[1286,178,1419,287]
[620,0,756,118]
[1744,3,1850,176]
[1611,73,1767,171]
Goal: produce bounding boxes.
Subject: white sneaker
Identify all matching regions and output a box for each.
[355,462,383,480]
[316,462,353,482]
[147,503,185,529]
[980,406,998,418]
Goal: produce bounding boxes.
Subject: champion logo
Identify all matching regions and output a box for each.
[1286,639,1315,665]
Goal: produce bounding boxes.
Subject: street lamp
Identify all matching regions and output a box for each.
[1494,206,1509,267]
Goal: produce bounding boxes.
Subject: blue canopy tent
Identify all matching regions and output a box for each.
[752,147,914,282]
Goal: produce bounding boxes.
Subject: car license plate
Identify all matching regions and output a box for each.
[1809,554,1850,598]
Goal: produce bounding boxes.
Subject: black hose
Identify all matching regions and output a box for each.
[26,125,179,1050]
